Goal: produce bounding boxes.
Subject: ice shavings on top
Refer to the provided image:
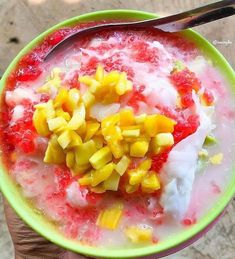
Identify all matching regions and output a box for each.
[160,94,214,219]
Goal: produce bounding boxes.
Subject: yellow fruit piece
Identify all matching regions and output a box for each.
[57,130,71,149]
[78,172,92,186]
[54,88,68,108]
[122,129,140,138]
[138,159,152,171]
[96,203,123,230]
[125,226,153,243]
[95,64,104,82]
[209,153,223,165]
[115,156,131,176]
[102,71,120,86]
[108,141,124,159]
[76,121,87,136]
[115,72,132,95]
[33,109,50,137]
[155,114,176,133]
[89,80,102,94]
[144,115,159,137]
[104,172,121,191]
[141,172,160,192]
[68,103,85,130]
[66,151,75,168]
[135,114,147,124]
[128,169,146,185]
[65,88,80,111]
[125,183,139,193]
[47,116,67,131]
[89,146,112,170]
[91,162,114,186]
[37,68,62,93]
[150,137,166,154]
[67,131,82,148]
[91,184,106,193]
[103,126,123,142]
[101,113,120,129]
[92,136,104,149]
[34,100,55,120]
[72,163,90,176]
[84,122,100,142]
[81,91,95,108]
[119,109,135,126]
[79,75,94,86]
[130,140,149,157]
[75,140,97,166]
[44,136,65,164]
[55,108,71,121]
[155,133,174,147]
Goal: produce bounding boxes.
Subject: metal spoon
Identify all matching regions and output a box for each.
[45,0,235,60]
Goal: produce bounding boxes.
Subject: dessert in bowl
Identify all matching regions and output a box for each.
[0,10,235,259]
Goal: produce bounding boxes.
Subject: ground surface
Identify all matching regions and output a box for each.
[0,0,234,258]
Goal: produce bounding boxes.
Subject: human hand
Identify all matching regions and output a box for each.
[3,198,91,259]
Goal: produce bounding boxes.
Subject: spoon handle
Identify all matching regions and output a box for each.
[44,0,235,60]
[151,0,235,32]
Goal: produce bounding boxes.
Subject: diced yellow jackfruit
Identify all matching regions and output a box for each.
[89,146,112,170]
[72,163,90,176]
[84,122,100,142]
[67,131,82,148]
[57,130,71,149]
[144,115,158,137]
[66,151,75,168]
[54,88,68,108]
[47,116,67,131]
[91,162,114,186]
[125,183,139,193]
[130,140,149,157]
[91,184,106,193]
[155,114,176,133]
[68,103,85,130]
[108,141,124,159]
[65,88,80,111]
[128,169,146,185]
[81,91,95,108]
[33,109,50,137]
[101,113,120,129]
[119,109,135,126]
[155,133,174,147]
[115,156,131,176]
[141,172,160,192]
[104,172,120,191]
[78,172,92,186]
[135,113,147,124]
[92,136,104,149]
[75,140,97,165]
[103,126,123,142]
[96,203,123,230]
[122,129,140,138]
[95,64,104,82]
[102,71,120,86]
[138,159,152,171]
[125,226,153,243]
[43,136,65,164]
[55,108,71,121]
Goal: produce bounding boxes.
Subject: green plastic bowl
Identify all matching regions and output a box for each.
[0,10,235,259]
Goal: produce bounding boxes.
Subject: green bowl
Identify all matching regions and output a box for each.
[0,10,235,259]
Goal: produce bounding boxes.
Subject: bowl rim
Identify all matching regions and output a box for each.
[0,9,235,259]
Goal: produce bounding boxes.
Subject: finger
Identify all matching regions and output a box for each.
[3,198,66,258]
